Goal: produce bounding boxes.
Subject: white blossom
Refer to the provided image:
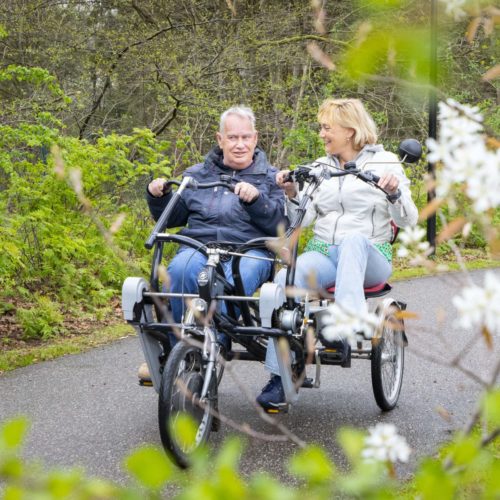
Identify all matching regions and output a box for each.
[320,303,378,343]
[452,272,500,334]
[464,149,500,212]
[362,423,411,464]
[429,100,499,213]
[439,0,467,21]
[425,137,454,166]
[438,99,460,121]
[444,98,483,123]
[438,114,483,150]
[397,226,430,259]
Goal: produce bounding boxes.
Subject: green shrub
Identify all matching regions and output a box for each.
[16,295,64,340]
[1,390,499,500]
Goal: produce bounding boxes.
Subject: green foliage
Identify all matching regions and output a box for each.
[0,2,497,496]
[482,390,500,426]
[413,429,500,500]
[16,295,64,340]
[282,126,324,167]
[0,65,66,98]
[0,121,129,308]
[125,445,173,489]
[0,418,29,450]
[343,26,431,85]
[355,0,411,11]
[0,101,175,336]
[169,412,199,453]
[2,393,499,499]
[289,445,336,488]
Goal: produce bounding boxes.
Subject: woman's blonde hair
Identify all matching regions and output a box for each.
[317,98,378,150]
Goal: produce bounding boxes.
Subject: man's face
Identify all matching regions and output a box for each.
[216,114,258,170]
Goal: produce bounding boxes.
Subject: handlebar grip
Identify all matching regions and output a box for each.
[357,170,380,184]
[219,175,235,192]
[162,182,172,195]
[145,233,156,250]
[160,180,181,194]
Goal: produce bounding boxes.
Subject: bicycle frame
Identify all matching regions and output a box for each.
[123,138,421,404]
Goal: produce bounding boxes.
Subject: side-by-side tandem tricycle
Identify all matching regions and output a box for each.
[122,139,422,467]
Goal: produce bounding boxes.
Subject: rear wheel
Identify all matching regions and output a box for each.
[371,304,405,411]
[158,340,217,468]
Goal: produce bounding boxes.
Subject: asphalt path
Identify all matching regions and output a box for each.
[1,269,498,486]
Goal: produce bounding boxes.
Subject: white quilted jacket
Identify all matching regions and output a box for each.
[287,145,419,245]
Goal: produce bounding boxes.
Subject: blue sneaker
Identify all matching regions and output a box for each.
[256,375,285,411]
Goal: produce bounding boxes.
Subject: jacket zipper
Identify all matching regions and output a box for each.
[371,206,376,237]
[331,176,345,244]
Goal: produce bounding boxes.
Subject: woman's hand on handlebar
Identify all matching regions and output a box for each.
[148,177,169,198]
[234,181,259,203]
[377,173,400,195]
[276,170,298,199]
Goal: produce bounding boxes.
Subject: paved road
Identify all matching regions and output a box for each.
[1,269,498,485]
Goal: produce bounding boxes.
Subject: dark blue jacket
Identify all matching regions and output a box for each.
[147,147,286,244]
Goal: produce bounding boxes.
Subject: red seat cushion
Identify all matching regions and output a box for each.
[327,282,387,294]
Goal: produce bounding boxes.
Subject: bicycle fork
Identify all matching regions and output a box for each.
[200,325,218,399]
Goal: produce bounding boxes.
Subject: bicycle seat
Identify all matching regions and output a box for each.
[327,282,392,298]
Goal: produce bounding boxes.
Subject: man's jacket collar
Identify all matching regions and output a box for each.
[205,146,270,175]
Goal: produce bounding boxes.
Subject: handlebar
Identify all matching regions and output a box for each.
[283,162,381,189]
[146,175,236,249]
[282,137,422,195]
[162,177,235,195]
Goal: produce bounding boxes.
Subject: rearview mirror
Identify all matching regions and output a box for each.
[398,139,422,163]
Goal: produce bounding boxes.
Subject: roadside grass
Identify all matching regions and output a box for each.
[0,323,134,374]
[0,250,497,375]
[392,253,499,280]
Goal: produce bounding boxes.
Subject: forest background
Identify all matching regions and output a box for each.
[0,0,500,498]
[0,0,498,357]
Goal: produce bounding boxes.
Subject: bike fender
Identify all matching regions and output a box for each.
[122,277,149,321]
[259,282,286,327]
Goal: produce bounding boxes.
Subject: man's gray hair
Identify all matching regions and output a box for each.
[219,106,256,133]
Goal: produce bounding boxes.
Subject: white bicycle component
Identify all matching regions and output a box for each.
[122,277,149,321]
[259,282,286,327]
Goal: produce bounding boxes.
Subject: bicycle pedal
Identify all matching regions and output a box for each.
[139,379,153,387]
[263,404,288,414]
[321,348,343,359]
[319,346,351,367]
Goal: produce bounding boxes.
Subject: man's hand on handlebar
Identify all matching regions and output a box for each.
[276,170,298,199]
[234,181,259,203]
[148,178,170,198]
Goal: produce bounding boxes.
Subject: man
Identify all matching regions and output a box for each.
[144,106,286,365]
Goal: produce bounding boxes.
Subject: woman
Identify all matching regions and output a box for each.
[257,98,419,410]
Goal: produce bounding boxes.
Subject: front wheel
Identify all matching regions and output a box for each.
[158,340,217,468]
[371,304,405,411]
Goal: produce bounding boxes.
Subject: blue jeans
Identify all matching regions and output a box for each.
[167,246,272,345]
[265,233,392,374]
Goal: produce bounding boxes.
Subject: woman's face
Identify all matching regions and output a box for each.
[318,121,354,156]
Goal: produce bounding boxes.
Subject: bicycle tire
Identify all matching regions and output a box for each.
[158,340,217,468]
[371,304,405,411]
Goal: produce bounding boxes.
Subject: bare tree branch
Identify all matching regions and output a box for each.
[253,34,348,48]
[78,18,231,138]
[131,0,159,28]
